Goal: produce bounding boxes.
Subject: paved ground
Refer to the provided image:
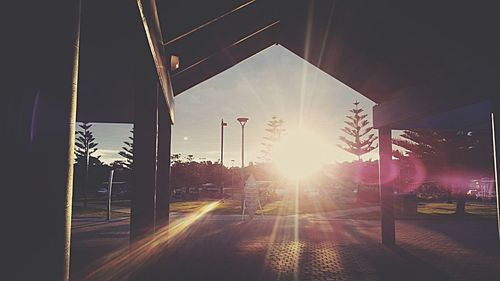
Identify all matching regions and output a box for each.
[70,213,500,281]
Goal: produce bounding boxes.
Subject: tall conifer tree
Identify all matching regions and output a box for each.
[338,102,378,160]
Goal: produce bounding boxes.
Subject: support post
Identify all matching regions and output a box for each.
[156,86,172,229]
[130,31,159,242]
[379,127,395,245]
[491,98,500,244]
[4,1,81,280]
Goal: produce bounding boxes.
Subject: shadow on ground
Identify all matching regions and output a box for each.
[71,215,500,281]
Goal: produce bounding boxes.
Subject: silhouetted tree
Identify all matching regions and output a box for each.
[75,122,101,208]
[259,116,286,163]
[75,123,99,162]
[393,129,491,170]
[338,101,378,161]
[393,128,493,214]
[171,153,182,165]
[118,129,134,170]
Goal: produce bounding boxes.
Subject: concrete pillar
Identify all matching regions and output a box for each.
[4,1,81,280]
[129,13,159,242]
[491,98,500,244]
[379,127,395,245]
[156,89,172,229]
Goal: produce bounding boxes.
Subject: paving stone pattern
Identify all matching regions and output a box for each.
[71,216,500,281]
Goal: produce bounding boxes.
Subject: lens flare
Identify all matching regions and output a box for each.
[83,201,221,281]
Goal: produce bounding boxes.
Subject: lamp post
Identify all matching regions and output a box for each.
[237,117,249,168]
[237,117,249,212]
[220,119,227,196]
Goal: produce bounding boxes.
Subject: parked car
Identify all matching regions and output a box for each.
[96,182,129,198]
[172,188,183,200]
[466,189,478,197]
[476,190,496,201]
[171,187,199,201]
[470,178,496,201]
[96,187,108,196]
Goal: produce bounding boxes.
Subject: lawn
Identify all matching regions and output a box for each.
[418,201,497,217]
[339,201,498,220]
[72,206,129,218]
[74,197,497,219]
[170,195,376,216]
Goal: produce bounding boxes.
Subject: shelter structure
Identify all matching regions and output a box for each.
[5,1,500,280]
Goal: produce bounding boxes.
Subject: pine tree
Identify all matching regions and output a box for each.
[259,116,286,163]
[393,129,493,214]
[75,122,101,208]
[392,130,447,165]
[118,129,134,170]
[338,101,378,161]
[75,122,100,163]
[393,129,492,171]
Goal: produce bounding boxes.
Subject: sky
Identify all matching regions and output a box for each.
[87,45,377,165]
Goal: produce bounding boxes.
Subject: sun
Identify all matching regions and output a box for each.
[272,129,330,179]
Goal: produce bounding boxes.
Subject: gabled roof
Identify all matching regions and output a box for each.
[161,0,500,102]
[77,0,500,123]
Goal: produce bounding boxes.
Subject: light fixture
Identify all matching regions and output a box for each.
[237,117,249,127]
[170,55,180,71]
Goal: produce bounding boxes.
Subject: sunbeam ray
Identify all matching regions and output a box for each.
[82,201,221,281]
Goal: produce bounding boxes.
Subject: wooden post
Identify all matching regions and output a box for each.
[4,1,81,280]
[156,85,172,230]
[129,17,159,242]
[379,127,395,245]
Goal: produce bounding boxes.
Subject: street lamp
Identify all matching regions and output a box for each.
[237,117,249,168]
[220,119,228,167]
[220,119,227,196]
[237,117,249,213]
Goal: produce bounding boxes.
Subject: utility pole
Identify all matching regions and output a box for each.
[220,119,227,196]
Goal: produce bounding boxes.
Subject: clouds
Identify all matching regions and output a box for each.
[96,149,122,164]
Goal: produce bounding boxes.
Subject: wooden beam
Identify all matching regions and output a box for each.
[373,88,490,129]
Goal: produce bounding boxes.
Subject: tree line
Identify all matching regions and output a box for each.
[74,102,494,210]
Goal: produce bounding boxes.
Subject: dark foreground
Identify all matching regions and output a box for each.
[71,214,500,281]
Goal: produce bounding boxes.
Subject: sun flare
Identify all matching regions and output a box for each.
[272,129,330,179]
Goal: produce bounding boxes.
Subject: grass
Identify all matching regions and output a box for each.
[74,196,498,220]
[339,201,498,220]
[418,201,497,217]
[72,206,129,218]
[169,196,377,216]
